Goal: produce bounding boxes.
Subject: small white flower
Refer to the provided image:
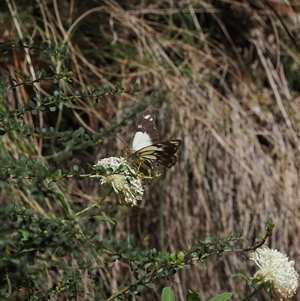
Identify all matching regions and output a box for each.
[93,157,144,207]
[250,247,299,301]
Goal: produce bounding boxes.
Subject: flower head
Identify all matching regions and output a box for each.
[250,247,299,301]
[93,157,144,207]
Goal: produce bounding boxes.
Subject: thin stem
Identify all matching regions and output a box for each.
[240,284,265,301]
[73,188,113,217]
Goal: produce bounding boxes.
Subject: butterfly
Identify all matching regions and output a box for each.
[130,109,182,170]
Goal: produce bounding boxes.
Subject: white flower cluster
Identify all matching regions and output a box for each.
[251,247,299,301]
[94,157,144,207]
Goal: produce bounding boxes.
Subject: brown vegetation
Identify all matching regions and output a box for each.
[1,0,300,300]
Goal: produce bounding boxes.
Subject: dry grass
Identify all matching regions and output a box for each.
[1,0,300,300]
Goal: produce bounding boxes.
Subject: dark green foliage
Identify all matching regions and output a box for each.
[1,0,298,300]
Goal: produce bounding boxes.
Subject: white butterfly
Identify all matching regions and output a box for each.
[130,110,182,169]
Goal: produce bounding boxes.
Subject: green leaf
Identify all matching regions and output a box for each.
[177,251,185,263]
[56,193,70,215]
[53,90,60,97]
[146,282,155,289]
[132,83,140,92]
[73,127,84,138]
[162,287,175,301]
[93,215,115,225]
[266,219,275,231]
[198,260,206,270]
[114,82,123,92]
[51,169,62,182]
[208,292,232,301]
[186,290,201,301]
[48,181,56,189]
[18,229,30,241]
[102,83,111,93]
[14,72,24,80]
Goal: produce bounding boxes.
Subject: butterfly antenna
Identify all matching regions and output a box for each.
[97,112,133,149]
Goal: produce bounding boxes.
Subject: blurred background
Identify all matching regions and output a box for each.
[1,0,300,300]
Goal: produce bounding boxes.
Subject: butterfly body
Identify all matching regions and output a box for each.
[130,110,182,169]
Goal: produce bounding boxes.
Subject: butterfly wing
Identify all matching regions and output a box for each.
[131,110,182,169]
[151,139,182,168]
[132,109,159,151]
